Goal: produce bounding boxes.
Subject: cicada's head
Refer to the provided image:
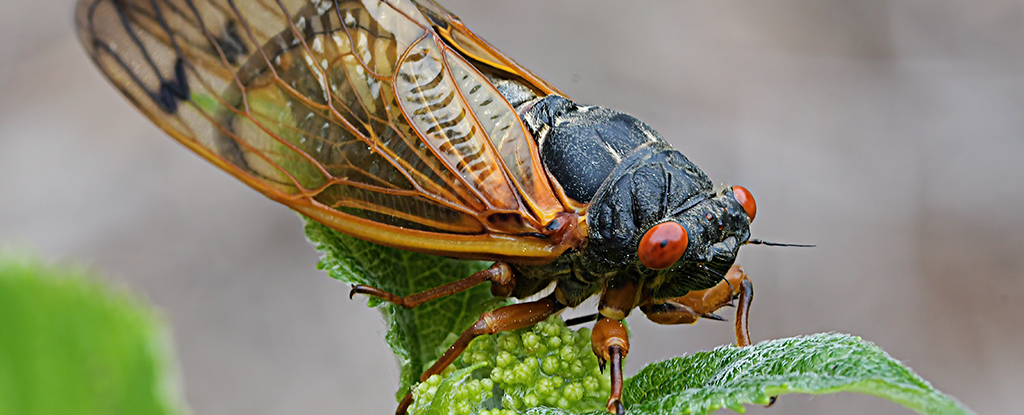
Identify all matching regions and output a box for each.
[584,141,755,298]
[634,185,755,299]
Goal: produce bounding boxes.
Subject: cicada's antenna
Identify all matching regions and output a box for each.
[746,239,816,248]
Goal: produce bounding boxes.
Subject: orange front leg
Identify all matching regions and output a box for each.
[643,265,776,407]
[351,262,516,309]
[640,265,753,346]
[591,317,629,415]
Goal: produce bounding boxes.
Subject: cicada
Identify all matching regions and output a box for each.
[76,1,768,413]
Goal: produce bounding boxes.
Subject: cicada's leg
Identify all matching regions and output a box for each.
[395,295,563,415]
[641,266,774,407]
[591,317,629,415]
[351,262,516,309]
[589,276,638,415]
[639,264,752,347]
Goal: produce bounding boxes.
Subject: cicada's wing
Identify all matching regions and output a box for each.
[411,0,565,99]
[76,0,582,262]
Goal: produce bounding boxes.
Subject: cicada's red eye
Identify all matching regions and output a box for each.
[638,221,689,270]
[732,186,756,222]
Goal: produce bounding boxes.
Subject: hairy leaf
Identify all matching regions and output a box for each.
[622,333,971,415]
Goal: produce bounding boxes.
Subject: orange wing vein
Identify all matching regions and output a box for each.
[75,0,581,262]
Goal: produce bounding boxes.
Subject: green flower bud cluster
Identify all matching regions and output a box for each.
[408,362,495,415]
[408,315,611,415]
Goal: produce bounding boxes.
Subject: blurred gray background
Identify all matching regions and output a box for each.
[2,1,1022,414]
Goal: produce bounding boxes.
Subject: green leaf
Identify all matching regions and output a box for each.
[622,333,972,415]
[305,219,505,400]
[0,250,187,415]
[305,222,971,415]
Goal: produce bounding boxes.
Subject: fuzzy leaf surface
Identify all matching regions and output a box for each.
[621,333,971,415]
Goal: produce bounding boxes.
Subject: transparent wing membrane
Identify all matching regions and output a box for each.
[77,0,580,260]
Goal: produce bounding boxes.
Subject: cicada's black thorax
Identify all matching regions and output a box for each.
[520,96,668,204]
[514,95,752,306]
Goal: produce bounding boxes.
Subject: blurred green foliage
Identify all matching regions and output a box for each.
[0,250,185,415]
